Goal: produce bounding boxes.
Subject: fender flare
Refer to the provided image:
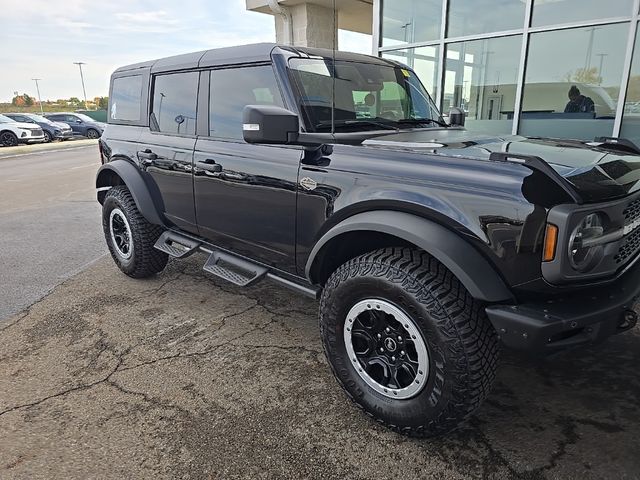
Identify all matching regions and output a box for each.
[96,159,165,226]
[305,210,513,303]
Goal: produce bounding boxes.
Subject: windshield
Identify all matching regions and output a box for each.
[288,58,443,132]
[75,113,96,122]
[25,113,54,124]
[0,114,16,124]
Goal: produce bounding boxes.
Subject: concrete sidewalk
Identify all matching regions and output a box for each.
[0,139,98,159]
[1,255,639,479]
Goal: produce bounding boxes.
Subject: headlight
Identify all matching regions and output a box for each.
[568,212,605,271]
[54,129,61,135]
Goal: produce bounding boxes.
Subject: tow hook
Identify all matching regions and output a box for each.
[618,309,638,331]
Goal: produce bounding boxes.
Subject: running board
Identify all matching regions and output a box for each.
[154,230,320,298]
[203,251,267,287]
[154,231,201,258]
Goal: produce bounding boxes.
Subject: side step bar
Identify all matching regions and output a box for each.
[154,229,320,298]
[154,231,201,258]
[203,251,267,287]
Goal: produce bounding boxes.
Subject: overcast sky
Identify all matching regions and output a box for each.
[0,0,371,103]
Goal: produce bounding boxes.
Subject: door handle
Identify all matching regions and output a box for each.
[195,159,223,174]
[138,149,158,166]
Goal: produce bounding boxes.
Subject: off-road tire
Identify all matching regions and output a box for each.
[102,185,168,278]
[320,247,499,437]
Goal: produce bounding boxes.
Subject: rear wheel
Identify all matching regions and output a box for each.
[102,185,168,278]
[320,247,499,437]
[0,131,18,147]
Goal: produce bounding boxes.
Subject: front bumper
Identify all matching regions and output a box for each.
[19,135,46,144]
[486,258,640,353]
[55,130,74,140]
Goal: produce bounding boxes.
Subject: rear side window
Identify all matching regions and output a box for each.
[209,65,284,140]
[151,72,199,135]
[110,75,142,122]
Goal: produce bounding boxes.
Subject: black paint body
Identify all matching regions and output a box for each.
[97,44,640,352]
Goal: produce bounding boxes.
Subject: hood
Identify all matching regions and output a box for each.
[89,121,106,129]
[8,121,41,130]
[363,129,640,203]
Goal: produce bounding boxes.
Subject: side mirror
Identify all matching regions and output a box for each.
[76,119,83,124]
[448,107,466,127]
[242,105,299,145]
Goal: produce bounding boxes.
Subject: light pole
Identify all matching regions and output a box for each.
[32,78,44,114]
[73,62,88,110]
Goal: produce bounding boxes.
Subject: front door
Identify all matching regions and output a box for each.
[193,64,301,273]
[139,71,199,233]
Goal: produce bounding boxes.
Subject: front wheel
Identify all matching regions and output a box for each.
[102,185,168,278]
[320,247,499,437]
[43,130,53,143]
[0,131,18,147]
[87,128,100,139]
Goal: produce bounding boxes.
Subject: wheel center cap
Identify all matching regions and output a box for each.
[384,337,397,352]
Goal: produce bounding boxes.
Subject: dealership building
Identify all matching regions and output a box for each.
[248,0,640,145]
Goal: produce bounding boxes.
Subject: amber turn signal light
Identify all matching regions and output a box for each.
[543,224,558,262]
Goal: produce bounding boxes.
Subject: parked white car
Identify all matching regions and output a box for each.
[0,114,46,146]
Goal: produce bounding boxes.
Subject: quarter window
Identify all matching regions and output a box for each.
[110,75,142,122]
[209,65,284,140]
[151,72,199,135]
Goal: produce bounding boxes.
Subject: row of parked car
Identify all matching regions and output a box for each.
[0,112,106,147]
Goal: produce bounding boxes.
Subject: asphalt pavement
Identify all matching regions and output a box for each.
[1,145,639,479]
[0,142,106,320]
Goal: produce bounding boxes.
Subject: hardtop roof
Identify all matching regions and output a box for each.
[112,42,397,75]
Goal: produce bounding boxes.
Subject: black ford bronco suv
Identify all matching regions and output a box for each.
[97,43,640,437]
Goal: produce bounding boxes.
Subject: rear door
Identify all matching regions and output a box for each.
[193,64,302,273]
[137,71,199,233]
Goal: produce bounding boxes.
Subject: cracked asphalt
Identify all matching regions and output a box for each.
[1,146,640,479]
[1,255,640,479]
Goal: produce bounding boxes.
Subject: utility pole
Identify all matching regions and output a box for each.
[32,78,44,114]
[73,62,88,110]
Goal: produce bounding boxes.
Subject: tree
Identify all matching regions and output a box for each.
[11,93,33,106]
[97,96,109,109]
[563,67,601,85]
[69,97,81,106]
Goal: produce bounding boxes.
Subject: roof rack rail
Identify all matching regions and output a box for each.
[489,152,583,204]
[593,137,640,155]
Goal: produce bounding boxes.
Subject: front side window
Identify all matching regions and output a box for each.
[110,75,142,122]
[151,72,199,135]
[209,65,284,139]
[288,58,441,132]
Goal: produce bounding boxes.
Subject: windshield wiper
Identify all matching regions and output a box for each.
[396,117,449,128]
[315,119,399,132]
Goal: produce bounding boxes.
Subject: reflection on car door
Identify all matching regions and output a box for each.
[193,64,301,273]
[138,71,199,233]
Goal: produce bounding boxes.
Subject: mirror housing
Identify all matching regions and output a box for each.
[448,107,466,127]
[242,105,300,144]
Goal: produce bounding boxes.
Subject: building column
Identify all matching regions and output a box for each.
[275,3,337,49]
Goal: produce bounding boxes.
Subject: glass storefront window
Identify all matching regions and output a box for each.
[381,46,440,102]
[448,0,525,38]
[519,23,630,140]
[443,36,521,134]
[532,0,635,28]
[381,0,442,47]
[621,26,640,147]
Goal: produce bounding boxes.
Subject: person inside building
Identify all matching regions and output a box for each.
[564,85,595,113]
